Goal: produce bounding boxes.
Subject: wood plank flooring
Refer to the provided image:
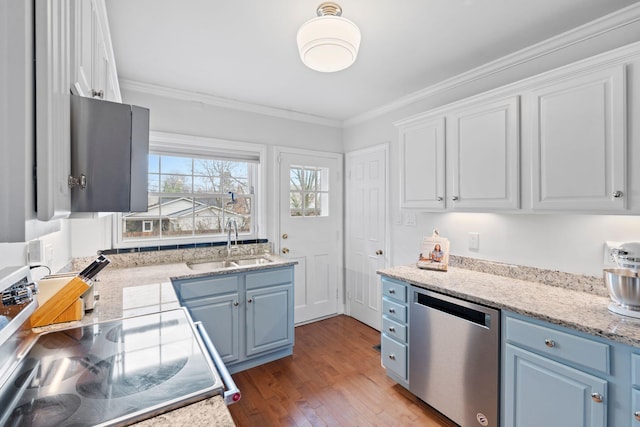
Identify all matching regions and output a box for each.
[228,315,457,427]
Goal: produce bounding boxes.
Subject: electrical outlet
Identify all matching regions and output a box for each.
[603,241,624,267]
[468,232,480,250]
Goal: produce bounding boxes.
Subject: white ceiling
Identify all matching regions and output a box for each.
[105,0,639,123]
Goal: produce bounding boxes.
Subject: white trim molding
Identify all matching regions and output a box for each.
[119,79,343,129]
[345,2,640,127]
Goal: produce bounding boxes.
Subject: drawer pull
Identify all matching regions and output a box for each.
[634,411,640,421]
[389,308,396,314]
[389,354,396,360]
[388,326,396,332]
[544,339,555,348]
[591,393,603,403]
[389,289,396,294]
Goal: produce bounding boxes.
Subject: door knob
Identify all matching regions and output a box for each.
[282,247,290,254]
[612,190,623,199]
[376,250,383,255]
[282,233,288,239]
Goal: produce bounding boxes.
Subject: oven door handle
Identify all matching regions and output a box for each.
[194,321,241,405]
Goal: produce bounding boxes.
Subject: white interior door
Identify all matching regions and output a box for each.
[278,150,342,325]
[346,144,388,330]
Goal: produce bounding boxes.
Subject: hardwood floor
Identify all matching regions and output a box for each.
[228,315,457,426]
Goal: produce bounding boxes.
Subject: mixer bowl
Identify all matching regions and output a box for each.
[604,268,640,310]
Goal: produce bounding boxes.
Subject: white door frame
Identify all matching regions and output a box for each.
[271,146,345,317]
[345,143,390,321]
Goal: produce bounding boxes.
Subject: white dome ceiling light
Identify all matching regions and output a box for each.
[296,2,361,73]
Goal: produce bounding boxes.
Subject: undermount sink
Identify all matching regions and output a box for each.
[233,258,272,266]
[187,260,237,271]
[187,257,273,271]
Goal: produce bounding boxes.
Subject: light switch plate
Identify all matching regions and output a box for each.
[404,212,416,226]
[468,232,480,250]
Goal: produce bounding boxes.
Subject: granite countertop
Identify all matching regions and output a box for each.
[33,256,295,427]
[378,264,640,348]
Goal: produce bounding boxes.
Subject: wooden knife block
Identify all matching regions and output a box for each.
[30,276,91,327]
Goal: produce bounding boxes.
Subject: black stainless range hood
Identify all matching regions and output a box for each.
[70,95,149,213]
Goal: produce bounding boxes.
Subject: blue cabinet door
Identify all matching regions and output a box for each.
[504,344,607,427]
[188,293,240,364]
[245,283,294,356]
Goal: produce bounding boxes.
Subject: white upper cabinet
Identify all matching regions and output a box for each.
[448,96,520,210]
[528,65,626,212]
[396,95,519,212]
[35,0,72,221]
[36,0,121,221]
[71,0,121,102]
[398,117,446,209]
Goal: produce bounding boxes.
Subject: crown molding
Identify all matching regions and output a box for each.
[344,2,640,128]
[118,79,343,129]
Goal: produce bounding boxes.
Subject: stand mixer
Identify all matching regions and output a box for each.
[606,242,640,318]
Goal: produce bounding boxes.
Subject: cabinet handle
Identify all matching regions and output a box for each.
[612,190,623,199]
[376,249,383,255]
[247,298,253,303]
[282,247,290,254]
[388,326,396,332]
[634,411,640,421]
[388,354,396,360]
[452,196,459,201]
[591,393,603,403]
[437,197,443,201]
[544,339,555,348]
[233,301,239,307]
[389,308,395,314]
[389,289,396,294]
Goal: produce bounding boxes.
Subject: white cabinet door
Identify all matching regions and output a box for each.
[448,95,520,210]
[35,0,72,221]
[398,117,446,209]
[70,0,93,97]
[70,0,121,102]
[530,65,626,211]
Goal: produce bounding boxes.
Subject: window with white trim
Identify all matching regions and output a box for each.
[115,133,263,247]
[289,165,329,217]
[142,220,153,233]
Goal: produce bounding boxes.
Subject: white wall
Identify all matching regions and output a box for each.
[392,213,640,277]
[344,16,640,278]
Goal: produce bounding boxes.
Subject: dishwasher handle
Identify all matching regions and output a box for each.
[194,321,242,405]
[415,292,493,328]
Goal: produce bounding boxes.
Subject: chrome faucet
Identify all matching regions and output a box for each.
[226,218,238,257]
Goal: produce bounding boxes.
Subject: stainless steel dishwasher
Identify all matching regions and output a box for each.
[409,285,500,427]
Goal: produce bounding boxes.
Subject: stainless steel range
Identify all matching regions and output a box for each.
[0,266,240,426]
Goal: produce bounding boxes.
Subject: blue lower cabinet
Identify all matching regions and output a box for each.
[188,293,240,364]
[246,283,294,356]
[502,311,640,427]
[504,343,606,427]
[380,276,409,387]
[172,265,294,373]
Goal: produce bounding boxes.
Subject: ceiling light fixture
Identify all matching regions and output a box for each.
[296,2,361,73]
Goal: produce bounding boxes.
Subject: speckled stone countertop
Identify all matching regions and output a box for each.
[34,253,295,427]
[378,264,640,348]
